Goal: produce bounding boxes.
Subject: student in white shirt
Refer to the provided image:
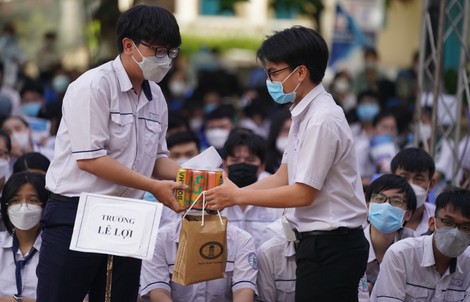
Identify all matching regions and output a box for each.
[206,26,369,301]
[0,172,49,301]
[139,218,258,302]
[391,147,436,236]
[363,174,417,291]
[371,188,470,301]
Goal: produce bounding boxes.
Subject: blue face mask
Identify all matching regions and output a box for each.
[368,202,405,234]
[266,67,300,104]
[356,103,379,122]
[21,102,42,117]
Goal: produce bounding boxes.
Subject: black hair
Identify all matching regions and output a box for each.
[357,90,380,105]
[372,109,397,127]
[256,26,329,84]
[1,115,29,129]
[365,174,417,213]
[116,5,181,53]
[167,131,200,151]
[265,108,291,174]
[13,152,51,174]
[0,129,12,152]
[168,111,190,133]
[390,147,435,179]
[223,128,266,164]
[19,81,44,98]
[205,104,235,122]
[0,172,50,235]
[435,187,470,218]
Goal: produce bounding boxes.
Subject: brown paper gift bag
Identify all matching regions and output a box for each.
[172,212,228,286]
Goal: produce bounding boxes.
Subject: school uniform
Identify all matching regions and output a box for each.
[140,219,258,302]
[0,231,41,298]
[371,235,470,301]
[283,84,369,301]
[38,55,169,302]
[403,202,435,237]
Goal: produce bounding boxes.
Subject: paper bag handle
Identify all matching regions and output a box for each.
[183,191,224,227]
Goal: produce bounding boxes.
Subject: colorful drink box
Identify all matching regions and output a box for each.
[175,168,223,209]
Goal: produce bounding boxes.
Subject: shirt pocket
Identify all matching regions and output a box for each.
[275,280,296,301]
[445,290,466,302]
[405,284,431,301]
[109,114,134,151]
[144,119,162,158]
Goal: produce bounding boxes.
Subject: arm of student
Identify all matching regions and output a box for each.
[370,247,407,301]
[233,288,254,302]
[152,157,180,180]
[77,155,185,212]
[149,289,173,302]
[205,170,317,210]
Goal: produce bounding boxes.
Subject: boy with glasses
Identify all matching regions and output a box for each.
[37,5,185,302]
[371,188,470,301]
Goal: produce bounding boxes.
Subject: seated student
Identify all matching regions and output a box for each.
[363,174,417,292]
[256,218,370,302]
[391,147,436,236]
[13,151,50,175]
[221,128,282,248]
[139,217,258,302]
[166,131,200,165]
[370,188,470,301]
[0,171,50,301]
[0,129,12,192]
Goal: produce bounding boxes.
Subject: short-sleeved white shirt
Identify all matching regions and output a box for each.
[284,84,367,231]
[370,235,470,301]
[0,231,41,298]
[139,219,258,302]
[223,205,282,248]
[402,202,435,237]
[46,56,169,198]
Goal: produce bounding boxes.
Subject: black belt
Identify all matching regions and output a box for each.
[293,227,362,240]
[50,193,80,203]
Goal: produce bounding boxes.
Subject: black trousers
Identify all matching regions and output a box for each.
[36,199,141,302]
[295,228,369,302]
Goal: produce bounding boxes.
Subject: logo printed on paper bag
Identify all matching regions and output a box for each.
[199,241,224,260]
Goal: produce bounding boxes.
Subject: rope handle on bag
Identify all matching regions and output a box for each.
[182,191,224,226]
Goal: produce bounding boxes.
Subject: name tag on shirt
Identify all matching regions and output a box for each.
[70,192,162,260]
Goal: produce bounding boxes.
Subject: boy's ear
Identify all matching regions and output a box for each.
[428,216,435,232]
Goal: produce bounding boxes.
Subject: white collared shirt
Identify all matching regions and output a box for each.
[284,84,367,231]
[402,202,436,237]
[371,235,470,301]
[46,56,169,198]
[223,205,282,249]
[0,231,41,298]
[140,219,258,302]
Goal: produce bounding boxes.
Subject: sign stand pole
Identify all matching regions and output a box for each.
[105,254,113,302]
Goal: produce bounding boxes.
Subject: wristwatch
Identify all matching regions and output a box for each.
[13,294,23,302]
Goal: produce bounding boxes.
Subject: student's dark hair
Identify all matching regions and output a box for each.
[372,109,397,127]
[116,5,181,53]
[0,172,50,235]
[357,90,380,105]
[19,81,44,98]
[205,104,235,122]
[167,131,200,151]
[168,111,190,133]
[223,128,267,164]
[365,174,417,213]
[434,187,470,218]
[390,147,435,179]
[13,152,50,174]
[0,129,12,152]
[256,26,329,84]
[1,115,29,129]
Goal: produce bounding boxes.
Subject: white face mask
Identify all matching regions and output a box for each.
[11,131,30,150]
[169,80,186,96]
[132,42,172,83]
[410,183,428,208]
[0,158,9,179]
[205,128,230,149]
[190,118,203,132]
[276,136,288,153]
[419,122,432,141]
[8,203,43,231]
[434,226,470,258]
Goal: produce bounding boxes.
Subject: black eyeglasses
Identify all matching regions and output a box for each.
[264,66,291,81]
[436,216,470,235]
[371,193,406,207]
[140,41,179,59]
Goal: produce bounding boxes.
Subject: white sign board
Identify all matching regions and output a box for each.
[70,193,162,260]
